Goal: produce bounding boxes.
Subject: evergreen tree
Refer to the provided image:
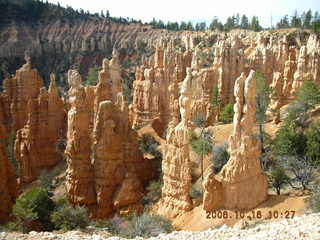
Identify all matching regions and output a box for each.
[240,14,249,29]
[306,121,320,165]
[187,21,194,30]
[199,22,206,31]
[291,10,302,28]
[86,65,99,86]
[180,21,187,30]
[251,16,261,31]
[235,13,240,27]
[295,80,320,110]
[209,17,223,31]
[312,11,320,32]
[256,72,271,154]
[224,16,236,31]
[303,10,313,29]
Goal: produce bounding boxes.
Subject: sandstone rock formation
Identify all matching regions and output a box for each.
[291,46,314,95]
[203,70,268,211]
[2,56,44,131]
[65,68,154,218]
[0,115,19,223]
[65,70,96,208]
[132,41,192,131]
[92,99,152,218]
[14,74,66,183]
[157,68,194,218]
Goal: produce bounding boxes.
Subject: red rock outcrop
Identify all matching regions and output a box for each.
[3,56,44,131]
[0,112,19,223]
[65,70,96,208]
[203,70,268,211]
[14,74,66,183]
[92,98,153,218]
[132,42,192,131]
[65,67,154,218]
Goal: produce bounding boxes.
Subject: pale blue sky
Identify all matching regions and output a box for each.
[47,0,319,27]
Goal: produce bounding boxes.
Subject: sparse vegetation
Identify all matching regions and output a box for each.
[91,216,123,234]
[219,104,234,123]
[211,143,230,173]
[5,131,19,176]
[51,204,90,231]
[85,65,100,86]
[119,213,173,238]
[279,155,316,191]
[189,184,203,200]
[38,168,60,191]
[12,187,55,233]
[122,73,135,103]
[268,165,290,195]
[211,84,221,112]
[295,80,320,110]
[143,180,163,206]
[306,122,320,165]
[270,81,320,194]
[310,185,320,212]
[190,114,213,181]
[138,134,161,159]
[255,72,272,154]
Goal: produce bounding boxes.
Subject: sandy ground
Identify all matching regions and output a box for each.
[173,194,308,231]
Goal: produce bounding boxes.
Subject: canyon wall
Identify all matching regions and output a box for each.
[0,28,319,222]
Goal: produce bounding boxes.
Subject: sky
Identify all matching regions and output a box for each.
[47,0,319,27]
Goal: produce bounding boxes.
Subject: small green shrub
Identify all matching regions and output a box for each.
[306,121,320,165]
[190,131,212,156]
[310,185,320,212]
[138,134,161,159]
[143,180,163,205]
[211,84,221,111]
[12,187,55,233]
[219,104,234,123]
[211,143,230,173]
[119,213,173,238]
[38,168,60,191]
[85,65,100,86]
[268,165,289,195]
[192,114,206,128]
[92,216,123,234]
[295,80,320,110]
[272,121,307,156]
[5,131,19,176]
[51,204,89,231]
[189,184,203,199]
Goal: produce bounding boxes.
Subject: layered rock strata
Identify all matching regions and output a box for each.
[65,67,154,218]
[15,74,66,183]
[203,70,268,211]
[2,56,44,131]
[157,68,194,218]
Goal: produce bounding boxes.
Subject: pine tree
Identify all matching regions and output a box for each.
[291,10,302,28]
[303,10,313,29]
[240,14,249,29]
[251,16,262,31]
